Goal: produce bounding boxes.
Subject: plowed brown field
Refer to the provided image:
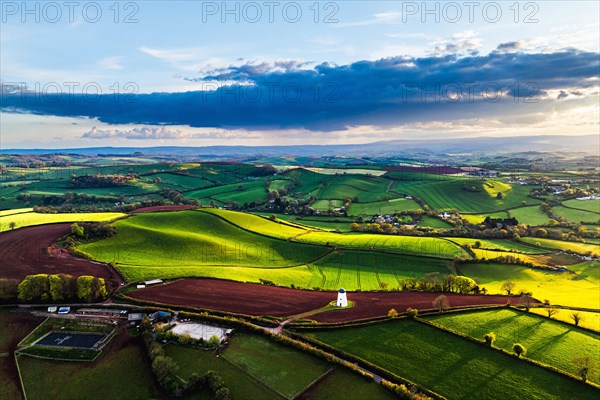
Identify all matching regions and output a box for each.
[129,279,525,322]
[0,224,121,289]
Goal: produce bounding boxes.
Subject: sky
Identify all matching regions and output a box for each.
[0,0,599,148]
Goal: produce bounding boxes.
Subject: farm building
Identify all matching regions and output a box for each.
[143,279,163,286]
[76,308,128,318]
[336,288,348,307]
[128,313,145,322]
[150,311,172,322]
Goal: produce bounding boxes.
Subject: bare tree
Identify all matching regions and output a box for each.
[545,306,558,319]
[501,281,516,295]
[433,295,449,312]
[570,312,584,327]
[520,294,534,312]
[572,356,595,382]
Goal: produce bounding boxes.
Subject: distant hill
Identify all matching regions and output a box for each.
[1,134,597,157]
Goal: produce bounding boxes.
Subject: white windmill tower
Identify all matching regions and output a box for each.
[336,288,348,307]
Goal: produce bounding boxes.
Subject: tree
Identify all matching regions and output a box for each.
[501,281,516,295]
[152,355,179,385]
[71,223,84,237]
[215,387,233,400]
[572,356,595,382]
[570,312,584,327]
[48,274,65,302]
[17,274,49,302]
[387,308,398,318]
[520,294,534,312]
[9,221,16,230]
[484,332,496,346]
[208,335,221,348]
[406,308,418,318]
[513,343,526,358]
[545,306,558,319]
[535,228,548,238]
[178,333,192,345]
[205,371,225,392]
[496,192,504,200]
[454,276,477,294]
[433,295,449,312]
[76,276,106,302]
[149,342,165,359]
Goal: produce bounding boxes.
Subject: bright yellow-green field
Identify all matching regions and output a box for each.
[530,308,600,332]
[460,261,600,309]
[202,208,309,240]
[0,211,127,232]
[482,180,512,198]
[521,237,600,257]
[0,207,34,216]
[205,208,467,259]
[471,248,542,265]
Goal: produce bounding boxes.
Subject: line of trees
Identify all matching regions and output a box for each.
[398,273,479,294]
[142,329,232,399]
[70,174,134,188]
[17,274,107,302]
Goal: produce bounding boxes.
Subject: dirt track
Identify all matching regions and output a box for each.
[129,279,525,322]
[0,224,121,289]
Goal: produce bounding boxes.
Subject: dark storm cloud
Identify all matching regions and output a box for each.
[1,50,598,132]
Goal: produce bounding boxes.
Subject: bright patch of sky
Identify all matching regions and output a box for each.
[1,1,598,147]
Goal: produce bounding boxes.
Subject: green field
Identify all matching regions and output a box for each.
[312,199,344,211]
[392,178,539,213]
[553,206,600,224]
[0,211,126,232]
[187,179,268,205]
[79,210,327,282]
[562,199,600,214]
[418,215,453,228]
[166,343,282,400]
[0,311,44,400]
[309,251,452,291]
[427,308,600,384]
[447,238,546,254]
[293,231,466,259]
[309,319,600,400]
[301,367,395,400]
[348,198,421,216]
[18,336,159,400]
[461,205,550,226]
[317,175,397,203]
[223,333,331,399]
[202,209,467,259]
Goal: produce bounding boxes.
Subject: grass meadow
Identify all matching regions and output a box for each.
[427,308,600,384]
[309,319,600,400]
